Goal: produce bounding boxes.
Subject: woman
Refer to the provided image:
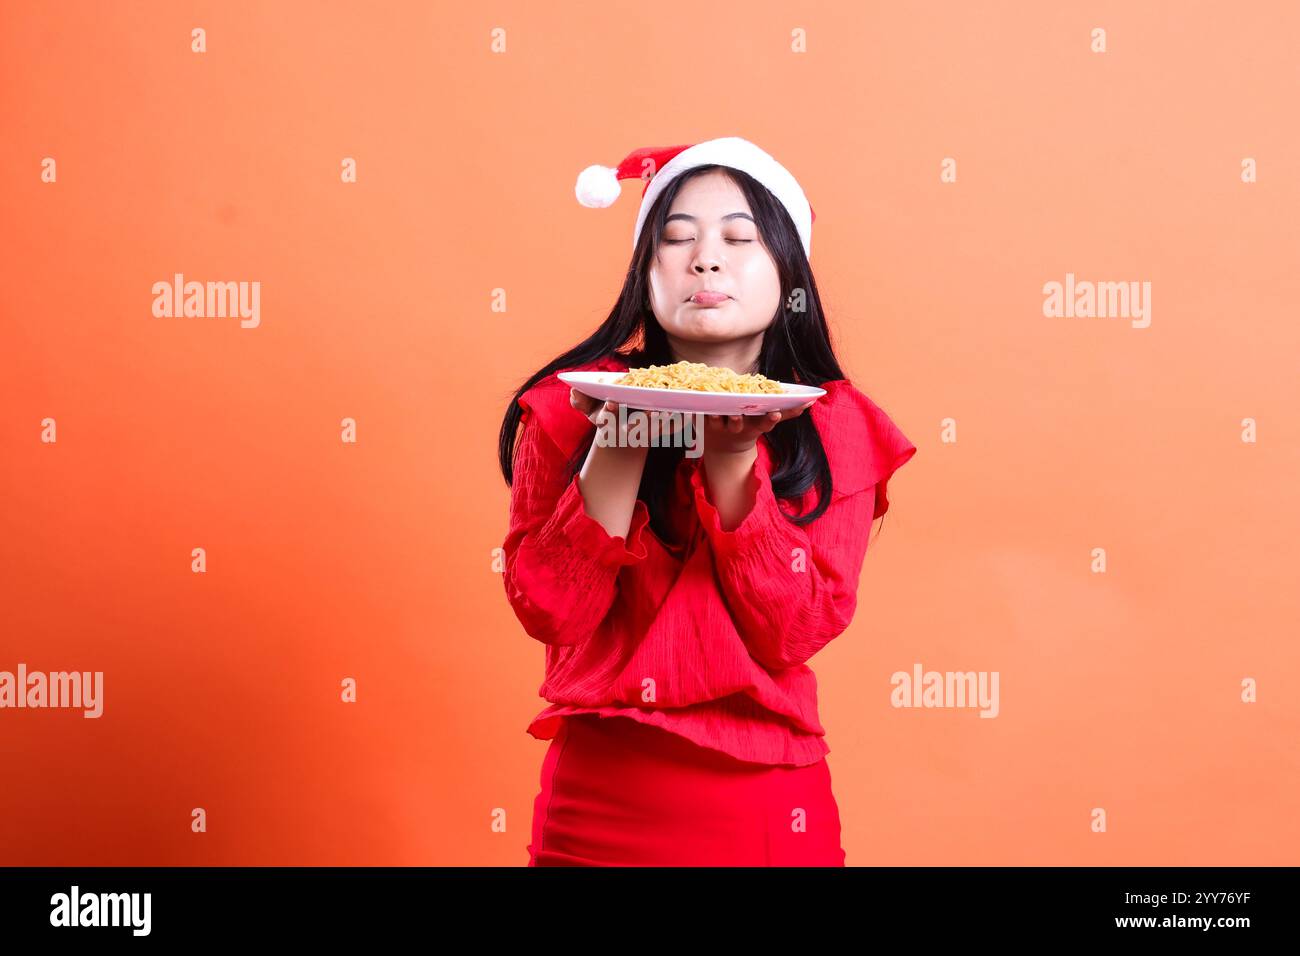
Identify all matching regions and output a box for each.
[496,137,918,866]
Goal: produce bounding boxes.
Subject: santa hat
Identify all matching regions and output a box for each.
[574,136,816,259]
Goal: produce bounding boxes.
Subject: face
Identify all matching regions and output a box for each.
[646,171,782,348]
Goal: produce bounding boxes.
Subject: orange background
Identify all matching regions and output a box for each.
[2,0,1297,865]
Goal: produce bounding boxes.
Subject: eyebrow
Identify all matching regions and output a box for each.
[664,212,755,224]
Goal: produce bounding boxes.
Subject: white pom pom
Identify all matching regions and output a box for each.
[575,164,622,208]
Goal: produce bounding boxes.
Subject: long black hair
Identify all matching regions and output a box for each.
[497,163,849,542]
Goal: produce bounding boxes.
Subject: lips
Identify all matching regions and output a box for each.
[689,292,730,306]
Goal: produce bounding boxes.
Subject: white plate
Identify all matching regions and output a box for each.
[558,371,826,416]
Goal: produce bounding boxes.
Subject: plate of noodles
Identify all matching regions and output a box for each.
[558,361,826,415]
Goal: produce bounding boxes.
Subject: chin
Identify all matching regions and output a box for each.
[676,316,737,339]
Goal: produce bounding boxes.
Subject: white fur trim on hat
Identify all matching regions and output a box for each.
[633,137,813,259]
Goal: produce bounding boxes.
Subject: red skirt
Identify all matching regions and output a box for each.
[527,714,846,866]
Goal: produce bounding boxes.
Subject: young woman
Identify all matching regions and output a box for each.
[496,137,917,866]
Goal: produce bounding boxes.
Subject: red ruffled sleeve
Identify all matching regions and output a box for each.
[501,381,652,646]
[689,382,917,671]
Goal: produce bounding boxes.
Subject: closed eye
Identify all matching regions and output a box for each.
[662,239,754,245]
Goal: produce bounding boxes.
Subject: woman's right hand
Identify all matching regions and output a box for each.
[567,389,649,540]
[570,388,688,445]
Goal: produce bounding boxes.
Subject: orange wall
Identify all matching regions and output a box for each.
[1,0,1296,865]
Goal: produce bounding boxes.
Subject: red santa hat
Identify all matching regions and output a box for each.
[574,136,816,259]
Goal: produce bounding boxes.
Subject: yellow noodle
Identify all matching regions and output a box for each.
[615,360,786,394]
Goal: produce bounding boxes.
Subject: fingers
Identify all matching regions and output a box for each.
[705,401,816,433]
[775,400,817,422]
[569,388,595,413]
[570,389,619,426]
[571,398,819,444]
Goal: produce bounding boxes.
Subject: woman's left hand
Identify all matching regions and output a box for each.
[702,399,818,456]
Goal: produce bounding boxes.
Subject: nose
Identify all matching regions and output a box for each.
[692,255,721,273]
[690,228,725,273]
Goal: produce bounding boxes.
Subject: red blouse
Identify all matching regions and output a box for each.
[502,354,918,767]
